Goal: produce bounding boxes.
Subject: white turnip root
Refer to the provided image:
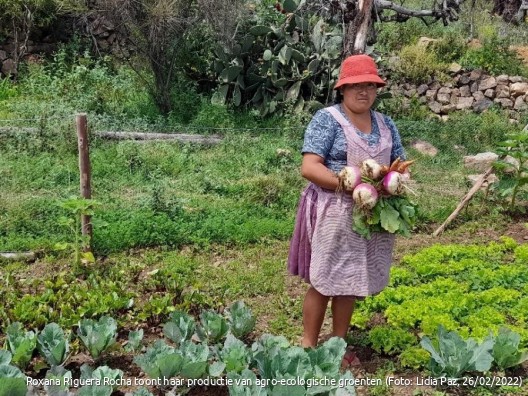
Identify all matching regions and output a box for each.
[360,159,383,181]
[337,165,362,191]
[352,183,379,210]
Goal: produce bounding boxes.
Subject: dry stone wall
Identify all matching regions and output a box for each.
[386,67,528,119]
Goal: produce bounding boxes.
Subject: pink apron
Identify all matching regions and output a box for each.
[288,105,395,297]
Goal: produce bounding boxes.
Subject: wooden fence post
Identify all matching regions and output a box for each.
[76,113,92,251]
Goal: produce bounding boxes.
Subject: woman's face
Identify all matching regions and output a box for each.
[341,83,378,114]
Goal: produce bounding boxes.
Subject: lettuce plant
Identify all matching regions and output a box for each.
[77,316,117,359]
[226,301,256,339]
[37,323,69,366]
[178,340,209,379]
[6,322,37,369]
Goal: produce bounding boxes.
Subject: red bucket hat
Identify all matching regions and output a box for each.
[334,54,385,90]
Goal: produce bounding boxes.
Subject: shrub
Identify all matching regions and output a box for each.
[461,35,527,76]
[394,45,448,84]
[430,31,468,63]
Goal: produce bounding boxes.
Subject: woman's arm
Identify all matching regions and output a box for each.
[301,153,340,190]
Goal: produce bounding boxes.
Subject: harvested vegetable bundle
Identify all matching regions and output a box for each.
[338,158,418,239]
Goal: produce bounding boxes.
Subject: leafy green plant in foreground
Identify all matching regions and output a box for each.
[226,300,256,339]
[420,325,494,378]
[77,316,117,359]
[37,322,69,367]
[492,327,528,370]
[0,351,26,396]
[5,322,37,369]
[494,131,528,212]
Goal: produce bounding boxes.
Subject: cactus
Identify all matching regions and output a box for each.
[210,0,343,116]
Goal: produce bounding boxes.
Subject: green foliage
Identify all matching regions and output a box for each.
[197,310,229,344]
[219,333,251,374]
[368,326,416,355]
[211,8,343,115]
[0,0,58,34]
[36,323,69,366]
[163,311,196,346]
[124,329,144,353]
[461,35,527,76]
[0,363,26,396]
[492,327,528,370]
[77,316,117,359]
[133,340,183,379]
[226,301,256,339]
[430,31,468,63]
[5,322,37,369]
[399,346,430,370]
[420,325,494,378]
[393,45,448,84]
[493,131,528,212]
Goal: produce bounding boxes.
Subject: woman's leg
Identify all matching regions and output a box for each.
[301,286,330,348]
[330,296,356,338]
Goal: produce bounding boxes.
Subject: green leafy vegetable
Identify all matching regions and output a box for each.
[77,316,117,359]
[124,329,144,353]
[353,196,417,239]
[0,364,27,396]
[220,333,251,374]
[134,340,183,379]
[37,323,69,366]
[492,327,528,370]
[178,340,209,379]
[197,310,229,344]
[420,325,494,378]
[163,311,195,346]
[226,301,256,339]
[6,322,37,369]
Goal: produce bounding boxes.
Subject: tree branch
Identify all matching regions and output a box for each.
[375,0,464,22]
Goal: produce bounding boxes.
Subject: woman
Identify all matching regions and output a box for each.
[287,54,406,365]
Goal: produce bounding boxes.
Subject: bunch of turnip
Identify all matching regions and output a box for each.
[338,157,414,211]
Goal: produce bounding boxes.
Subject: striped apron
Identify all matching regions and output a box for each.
[288,106,395,297]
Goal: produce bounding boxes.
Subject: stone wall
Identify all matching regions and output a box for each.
[386,67,528,120]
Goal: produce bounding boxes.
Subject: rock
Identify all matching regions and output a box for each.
[428,101,442,114]
[464,152,498,172]
[497,75,509,84]
[1,59,16,76]
[509,118,519,124]
[276,148,292,157]
[470,81,479,93]
[418,96,428,104]
[469,69,483,81]
[484,88,495,98]
[459,74,471,85]
[437,93,451,104]
[478,77,497,91]
[429,81,441,91]
[459,85,471,97]
[473,99,493,112]
[510,76,523,83]
[438,87,452,95]
[503,155,520,173]
[456,97,474,110]
[412,140,438,156]
[417,84,429,96]
[417,37,439,47]
[496,85,510,98]
[441,104,456,113]
[0,50,6,61]
[441,115,450,122]
[404,88,417,98]
[494,98,514,108]
[467,173,499,189]
[514,96,528,111]
[448,62,462,73]
[425,90,437,100]
[473,91,485,101]
[510,82,528,97]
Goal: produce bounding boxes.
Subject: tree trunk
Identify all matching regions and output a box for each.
[344,0,374,56]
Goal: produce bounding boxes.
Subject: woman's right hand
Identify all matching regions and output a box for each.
[301,153,340,191]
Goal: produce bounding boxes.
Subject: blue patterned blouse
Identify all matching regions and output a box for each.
[302,105,406,173]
